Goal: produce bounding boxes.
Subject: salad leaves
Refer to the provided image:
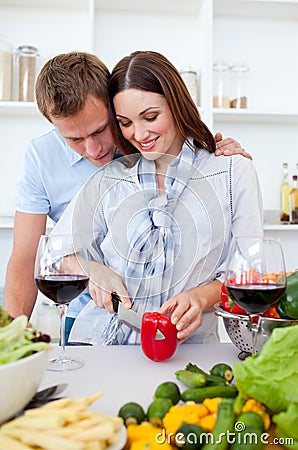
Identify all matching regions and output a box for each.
[233,325,298,413]
[0,307,50,364]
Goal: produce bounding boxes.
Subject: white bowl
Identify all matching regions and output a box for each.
[0,350,48,423]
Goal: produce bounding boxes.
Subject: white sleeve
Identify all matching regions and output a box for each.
[231,156,264,238]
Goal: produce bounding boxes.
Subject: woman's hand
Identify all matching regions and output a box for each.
[89,262,131,313]
[214,131,252,160]
[158,280,222,343]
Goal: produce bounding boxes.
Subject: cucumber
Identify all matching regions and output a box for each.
[175,369,207,388]
[201,398,235,450]
[185,362,227,386]
[181,385,238,403]
[210,363,234,383]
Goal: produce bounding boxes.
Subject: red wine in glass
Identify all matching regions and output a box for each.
[35,274,89,305]
[225,237,286,354]
[225,284,286,315]
[34,234,89,371]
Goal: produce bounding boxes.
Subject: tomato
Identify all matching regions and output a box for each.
[221,284,247,315]
[141,312,178,362]
[262,305,280,319]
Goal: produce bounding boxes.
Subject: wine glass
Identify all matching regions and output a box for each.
[34,234,89,371]
[225,237,286,354]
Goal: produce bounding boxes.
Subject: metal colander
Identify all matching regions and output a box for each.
[215,303,298,356]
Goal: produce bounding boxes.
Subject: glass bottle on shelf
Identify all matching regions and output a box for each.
[16,45,39,102]
[213,62,230,108]
[230,63,249,109]
[280,162,290,223]
[0,35,13,101]
[289,175,298,224]
[180,67,199,105]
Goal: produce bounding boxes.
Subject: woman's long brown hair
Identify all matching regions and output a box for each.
[108,50,216,156]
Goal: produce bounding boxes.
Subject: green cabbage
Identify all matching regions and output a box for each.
[233,325,298,413]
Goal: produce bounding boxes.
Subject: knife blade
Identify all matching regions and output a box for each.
[112,293,165,340]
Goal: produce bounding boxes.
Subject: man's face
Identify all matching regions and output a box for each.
[50,95,116,167]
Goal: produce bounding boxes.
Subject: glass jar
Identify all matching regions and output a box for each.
[230,63,249,109]
[180,67,199,105]
[36,300,60,343]
[0,35,13,101]
[16,45,38,102]
[213,62,231,108]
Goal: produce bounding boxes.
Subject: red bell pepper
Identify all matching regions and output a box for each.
[141,312,177,362]
[221,284,247,315]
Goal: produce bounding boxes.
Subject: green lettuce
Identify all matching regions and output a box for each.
[273,403,298,449]
[233,325,298,413]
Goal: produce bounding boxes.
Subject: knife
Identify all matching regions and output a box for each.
[112,293,165,340]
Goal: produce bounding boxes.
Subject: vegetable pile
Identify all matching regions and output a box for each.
[118,325,298,450]
[0,306,51,364]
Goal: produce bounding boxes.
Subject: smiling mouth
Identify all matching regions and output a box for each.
[139,138,158,151]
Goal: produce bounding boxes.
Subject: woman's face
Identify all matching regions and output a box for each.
[113,88,183,162]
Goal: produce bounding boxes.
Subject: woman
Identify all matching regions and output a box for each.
[67,51,263,346]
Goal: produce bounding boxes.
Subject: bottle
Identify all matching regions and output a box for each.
[0,35,13,101]
[213,62,231,108]
[290,175,298,224]
[16,45,39,102]
[280,162,290,223]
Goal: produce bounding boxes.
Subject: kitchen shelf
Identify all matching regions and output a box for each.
[264,224,298,231]
[213,109,298,124]
[214,0,298,20]
[94,0,202,14]
[0,102,38,116]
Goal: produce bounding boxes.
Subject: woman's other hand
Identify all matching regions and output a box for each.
[214,131,252,159]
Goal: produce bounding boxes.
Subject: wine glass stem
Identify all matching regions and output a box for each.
[249,314,261,355]
[58,303,67,357]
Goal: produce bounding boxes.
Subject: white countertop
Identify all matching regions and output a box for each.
[40,343,240,417]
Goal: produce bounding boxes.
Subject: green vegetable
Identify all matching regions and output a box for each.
[273,403,298,449]
[0,314,50,364]
[231,426,265,450]
[0,306,12,328]
[154,381,181,405]
[210,363,234,383]
[175,369,207,388]
[185,363,227,386]
[277,270,298,319]
[118,401,146,425]
[147,397,173,426]
[236,412,264,433]
[175,423,207,450]
[201,398,234,450]
[181,385,238,403]
[233,325,298,413]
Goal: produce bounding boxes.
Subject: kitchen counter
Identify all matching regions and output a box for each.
[40,343,239,416]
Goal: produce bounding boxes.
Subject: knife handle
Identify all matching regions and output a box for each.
[111,292,121,313]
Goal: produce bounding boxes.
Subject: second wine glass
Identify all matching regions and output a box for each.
[225,237,286,354]
[34,234,89,371]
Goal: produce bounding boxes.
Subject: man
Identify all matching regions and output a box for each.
[3,51,250,326]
